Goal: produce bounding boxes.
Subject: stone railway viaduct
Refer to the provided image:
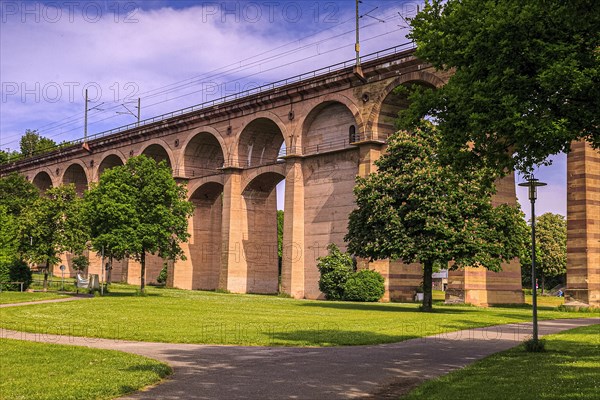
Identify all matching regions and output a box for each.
[1,45,598,306]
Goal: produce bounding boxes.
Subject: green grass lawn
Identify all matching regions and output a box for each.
[0,284,596,346]
[402,324,600,400]
[0,338,171,400]
[525,294,565,308]
[0,291,70,305]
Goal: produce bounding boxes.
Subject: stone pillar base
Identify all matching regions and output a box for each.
[565,289,600,308]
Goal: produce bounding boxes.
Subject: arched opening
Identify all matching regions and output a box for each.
[376,82,435,140]
[188,182,224,290]
[142,144,172,169]
[242,171,285,294]
[32,171,52,193]
[98,154,124,177]
[237,118,284,167]
[62,164,88,195]
[303,101,357,155]
[184,133,224,178]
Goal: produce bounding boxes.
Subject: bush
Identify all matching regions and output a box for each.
[317,244,354,300]
[156,264,168,284]
[524,338,546,352]
[343,269,385,302]
[0,259,32,291]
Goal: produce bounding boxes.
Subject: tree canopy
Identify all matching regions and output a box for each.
[19,129,57,158]
[17,185,89,288]
[0,173,39,216]
[345,123,528,311]
[400,0,600,173]
[84,155,194,291]
[522,213,567,292]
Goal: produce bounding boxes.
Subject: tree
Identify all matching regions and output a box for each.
[345,123,529,311]
[19,185,89,289]
[84,155,194,292]
[19,129,57,157]
[522,213,567,293]
[0,173,39,216]
[400,0,599,173]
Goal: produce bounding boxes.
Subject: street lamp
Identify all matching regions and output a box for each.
[518,176,547,344]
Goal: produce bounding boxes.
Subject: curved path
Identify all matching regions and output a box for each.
[1,315,597,399]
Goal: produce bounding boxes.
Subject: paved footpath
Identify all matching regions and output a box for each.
[0,295,92,308]
[1,313,597,400]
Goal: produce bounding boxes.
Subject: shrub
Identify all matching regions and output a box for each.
[156,264,168,284]
[343,269,385,302]
[524,338,546,353]
[317,244,354,300]
[0,259,33,291]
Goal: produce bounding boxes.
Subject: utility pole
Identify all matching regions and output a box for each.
[117,98,141,125]
[354,0,365,81]
[84,90,104,142]
[355,0,360,68]
[84,89,88,141]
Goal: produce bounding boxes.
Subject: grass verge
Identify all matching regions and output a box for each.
[0,284,596,346]
[0,338,171,400]
[0,291,69,305]
[401,324,600,399]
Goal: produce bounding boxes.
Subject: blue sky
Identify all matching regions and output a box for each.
[0,0,566,217]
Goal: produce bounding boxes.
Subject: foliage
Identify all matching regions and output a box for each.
[157,263,168,284]
[523,338,546,353]
[0,284,594,347]
[521,213,567,292]
[18,185,90,272]
[277,210,284,259]
[0,338,171,400]
[0,259,32,291]
[342,269,385,302]
[19,129,58,157]
[401,0,600,173]
[0,173,39,217]
[83,155,194,292]
[345,123,529,311]
[71,254,89,272]
[316,244,354,300]
[0,206,19,263]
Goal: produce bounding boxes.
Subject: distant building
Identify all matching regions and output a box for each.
[432,269,448,291]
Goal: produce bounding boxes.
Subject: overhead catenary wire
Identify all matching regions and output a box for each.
[2,5,409,149]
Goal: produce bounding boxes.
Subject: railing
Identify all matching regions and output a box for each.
[0,282,25,292]
[2,43,415,166]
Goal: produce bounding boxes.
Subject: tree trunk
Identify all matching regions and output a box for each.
[43,258,49,291]
[140,251,146,293]
[422,261,433,312]
[541,271,545,295]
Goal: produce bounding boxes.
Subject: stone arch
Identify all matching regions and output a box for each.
[139,139,175,171]
[241,163,286,193]
[185,181,225,290]
[300,100,360,156]
[236,114,287,168]
[62,161,89,195]
[368,71,447,140]
[241,171,286,294]
[181,129,226,178]
[32,170,53,193]
[186,174,225,197]
[95,151,126,180]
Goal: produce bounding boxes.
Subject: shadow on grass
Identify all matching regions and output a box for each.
[298,301,474,314]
